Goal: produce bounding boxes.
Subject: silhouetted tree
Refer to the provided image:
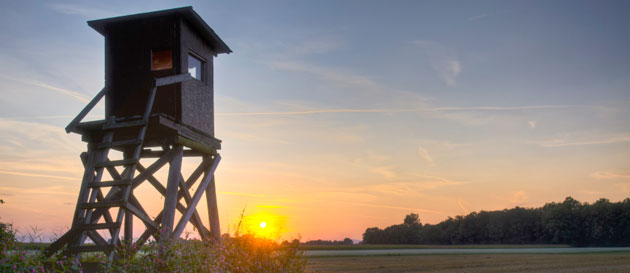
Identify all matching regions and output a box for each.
[362,197,630,246]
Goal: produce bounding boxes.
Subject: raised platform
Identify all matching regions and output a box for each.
[72,114,221,155]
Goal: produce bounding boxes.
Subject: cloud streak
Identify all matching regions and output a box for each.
[216,104,588,117]
[0,74,91,104]
[538,136,630,147]
[417,145,434,165]
[341,201,441,214]
[591,171,630,180]
[46,3,115,18]
[0,169,77,181]
[219,191,267,198]
[0,186,75,196]
[269,61,380,91]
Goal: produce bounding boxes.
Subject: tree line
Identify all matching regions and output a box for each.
[363,197,630,246]
[302,238,354,245]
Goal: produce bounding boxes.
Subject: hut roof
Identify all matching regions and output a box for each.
[88,6,232,54]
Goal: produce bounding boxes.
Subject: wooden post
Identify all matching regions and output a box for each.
[124,211,133,243]
[160,145,183,241]
[206,172,221,241]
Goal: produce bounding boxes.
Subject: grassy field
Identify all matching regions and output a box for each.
[299,244,570,251]
[306,252,630,273]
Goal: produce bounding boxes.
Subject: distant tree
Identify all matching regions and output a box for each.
[302,238,355,245]
[363,227,386,244]
[362,196,630,246]
[404,213,421,226]
[542,197,585,245]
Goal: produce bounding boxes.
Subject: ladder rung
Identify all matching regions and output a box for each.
[103,119,147,129]
[97,139,142,149]
[76,222,121,230]
[95,159,138,168]
[88,179,132,188]
[79,201,125,209]
[67,245,115,253]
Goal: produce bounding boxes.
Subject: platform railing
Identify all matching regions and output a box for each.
[64,73,192,134]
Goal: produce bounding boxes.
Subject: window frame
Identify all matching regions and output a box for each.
[150,49,173,71]
[187,51,206,83]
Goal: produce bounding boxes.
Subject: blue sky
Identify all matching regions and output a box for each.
[0,1,628,241]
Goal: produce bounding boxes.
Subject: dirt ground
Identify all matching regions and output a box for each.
[306,252,630,273]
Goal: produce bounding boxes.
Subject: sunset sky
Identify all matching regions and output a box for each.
[0,0,628,242]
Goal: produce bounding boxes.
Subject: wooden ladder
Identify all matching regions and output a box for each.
[64,83,158,259]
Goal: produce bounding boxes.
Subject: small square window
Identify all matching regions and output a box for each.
[188,54,204,81]
[152,50,173,71]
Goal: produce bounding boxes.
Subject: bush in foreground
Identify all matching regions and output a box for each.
[103,235,306,273]
[0,226,307,272]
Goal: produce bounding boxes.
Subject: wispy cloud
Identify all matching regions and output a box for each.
[410,40,461,86]
[417,139,469,151]
[370,166,398,180]
[0,74,91,104]
[442,60,461,86]
[0,186,75,196]
[510,191,529,205]
[417,145,434,165]
[537,135,630,147]
[590,171,630,180]
[46,3,115,18]
[0,115,101,121]
[0,170,76,181]
[469,13,490,21]
[255,205,288,209]
[278,39,345,56]
[340,201,441,214]
[358,179,469,197]
[269,61,380,91]
[457,200,469,214]
[528,121,537,128]
[219,191,267,198]
[216,104,586,117]
[468,10,511,21]
[433,105,585,111]
[220,131,292,144]
[217,108,390,116]
[0,119,83,181]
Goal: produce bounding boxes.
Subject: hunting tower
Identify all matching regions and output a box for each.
[47,7,231,259]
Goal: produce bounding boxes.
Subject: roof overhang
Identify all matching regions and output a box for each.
[88,6,232,54]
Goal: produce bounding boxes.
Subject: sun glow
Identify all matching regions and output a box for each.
[240,212,287,240]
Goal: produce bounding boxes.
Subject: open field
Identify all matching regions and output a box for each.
[304,247,630,257]
[299,244,570,251]
[306,252,630,273]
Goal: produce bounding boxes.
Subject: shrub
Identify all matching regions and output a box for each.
[101,235,307,273]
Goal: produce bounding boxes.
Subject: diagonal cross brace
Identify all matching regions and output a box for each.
[172,154,221,238]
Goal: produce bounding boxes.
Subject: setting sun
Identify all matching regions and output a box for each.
[239,212,287,240]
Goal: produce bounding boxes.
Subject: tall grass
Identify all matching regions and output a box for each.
[101,234,307,272]
[0,223,308,272]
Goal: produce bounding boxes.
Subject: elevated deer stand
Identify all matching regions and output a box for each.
[46,7,231,260]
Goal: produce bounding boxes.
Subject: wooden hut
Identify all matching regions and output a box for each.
[46,7,231,260]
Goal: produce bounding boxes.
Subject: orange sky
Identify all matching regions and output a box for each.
[1,1,629,242]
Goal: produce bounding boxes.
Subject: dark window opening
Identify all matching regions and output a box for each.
[188,53,204,81]
[152,50,173,71]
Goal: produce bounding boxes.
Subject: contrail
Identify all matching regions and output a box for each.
[216,105,587,117]
[0,74,91,103]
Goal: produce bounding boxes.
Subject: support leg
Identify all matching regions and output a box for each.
[206,174,221,241]
[160,145,183,242]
